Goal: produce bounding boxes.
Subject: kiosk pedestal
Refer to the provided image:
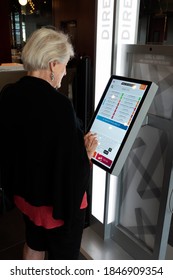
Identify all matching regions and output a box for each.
[81,45,173,260]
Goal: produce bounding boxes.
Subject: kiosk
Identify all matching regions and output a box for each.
[81,0,173,260]
[88,75,158,176]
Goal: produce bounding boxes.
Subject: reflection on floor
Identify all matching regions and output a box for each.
[0,207,172,260]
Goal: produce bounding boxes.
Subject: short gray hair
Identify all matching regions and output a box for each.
[21,27,74,71]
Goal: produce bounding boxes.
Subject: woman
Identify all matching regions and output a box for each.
[0,27,98,260]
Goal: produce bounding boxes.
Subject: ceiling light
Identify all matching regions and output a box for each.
[18,0,27,6]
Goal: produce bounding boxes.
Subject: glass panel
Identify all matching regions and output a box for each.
[138,0,173,45]
[10,0,53,60]
[119,125,168,251]
[128,51,173,119]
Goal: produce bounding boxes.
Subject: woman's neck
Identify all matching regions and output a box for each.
[27,69,52,86]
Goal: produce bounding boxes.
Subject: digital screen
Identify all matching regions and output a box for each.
[88,75,158,174]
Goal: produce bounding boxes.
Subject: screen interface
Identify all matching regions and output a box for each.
[89,76,151,172]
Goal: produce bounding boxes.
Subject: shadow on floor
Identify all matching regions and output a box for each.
[0,207,25,260]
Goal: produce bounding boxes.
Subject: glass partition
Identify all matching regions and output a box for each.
[110,44,173,259]
[118,125,168,251]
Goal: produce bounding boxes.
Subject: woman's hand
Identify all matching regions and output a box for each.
[84,132,98,160]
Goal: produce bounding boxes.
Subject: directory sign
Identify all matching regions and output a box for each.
[88,75,158,175]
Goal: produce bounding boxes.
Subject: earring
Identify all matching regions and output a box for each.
[51,71,55,81]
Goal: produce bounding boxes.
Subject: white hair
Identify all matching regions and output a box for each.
[21,27,74,71]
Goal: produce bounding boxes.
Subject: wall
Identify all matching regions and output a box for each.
[0,0,96,64]
[0,1,11,63]
[53,0,96,62]
[166,17,173,44]
[53,0,78,23]
[76,0,96,60]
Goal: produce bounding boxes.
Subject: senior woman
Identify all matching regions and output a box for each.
[0,27,97,260]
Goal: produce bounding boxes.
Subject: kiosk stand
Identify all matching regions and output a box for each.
[81,45,173,260]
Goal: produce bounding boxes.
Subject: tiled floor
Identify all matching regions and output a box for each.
[1,208,172,260]
[0,207,86,260]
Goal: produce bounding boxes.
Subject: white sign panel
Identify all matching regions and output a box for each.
[115,0,140,74]
[92,0,114,223]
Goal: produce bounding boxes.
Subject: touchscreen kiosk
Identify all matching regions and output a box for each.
[88,75,158,176]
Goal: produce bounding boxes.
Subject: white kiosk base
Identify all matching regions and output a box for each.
[81,227,173,260]
[81,227,133,260]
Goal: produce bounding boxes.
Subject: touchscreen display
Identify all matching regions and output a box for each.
[88,75,157,174]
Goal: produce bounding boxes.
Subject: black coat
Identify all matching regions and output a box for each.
[0,76,90,228]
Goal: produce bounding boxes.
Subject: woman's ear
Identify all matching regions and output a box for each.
[49,61,57,72]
